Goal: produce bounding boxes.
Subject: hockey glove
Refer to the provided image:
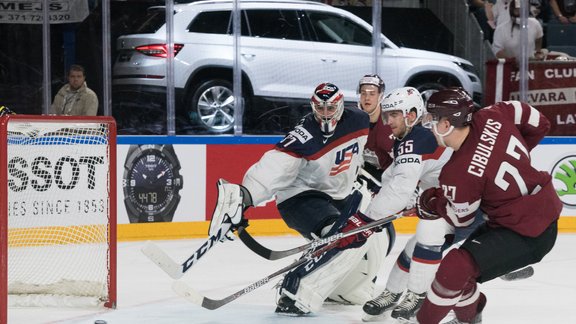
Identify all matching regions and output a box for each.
[209,179,252,241]
[336,212,376,250]
[416,187,442,220]
[230,184,252,229]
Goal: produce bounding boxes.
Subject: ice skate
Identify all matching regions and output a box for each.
[361,289,401,321]
[275,296,309,316]
[443,292,486,324]
[390,290,426,322]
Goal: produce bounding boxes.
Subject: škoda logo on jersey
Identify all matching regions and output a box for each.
[330,143,359,176]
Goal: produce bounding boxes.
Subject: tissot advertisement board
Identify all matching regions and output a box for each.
[115,139,576,225]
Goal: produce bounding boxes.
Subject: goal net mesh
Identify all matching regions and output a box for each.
[3,118,115,308]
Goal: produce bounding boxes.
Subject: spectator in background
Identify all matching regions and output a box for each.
[492,0,545,63]
[550,0,576,23]
[469,0,496,42]
[490,0,513,27]
[490,0,546,30]
[50,64,98,116]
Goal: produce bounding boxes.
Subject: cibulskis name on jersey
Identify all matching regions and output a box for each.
[468,118,502,177]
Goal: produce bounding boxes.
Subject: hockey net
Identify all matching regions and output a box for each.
[0,115,117,321]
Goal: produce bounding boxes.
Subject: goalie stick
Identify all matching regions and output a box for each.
[234,168,384,260]
[237,213,401,260]
[173,233,343,310]
[142,178,245,279]
[141,222,232,279]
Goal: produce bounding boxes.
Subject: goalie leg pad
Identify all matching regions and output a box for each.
[278,240,371,312]
[279,246,342,297]
[329,231,389,304]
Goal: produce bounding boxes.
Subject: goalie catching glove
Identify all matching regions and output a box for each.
[336,212,378,250]
[208,179,253,241]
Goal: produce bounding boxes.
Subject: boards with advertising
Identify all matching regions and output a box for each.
[484,58,576,136]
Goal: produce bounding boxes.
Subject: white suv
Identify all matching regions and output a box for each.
[113,0,482,133]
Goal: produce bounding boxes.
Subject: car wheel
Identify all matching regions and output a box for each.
[414,83,446,105]
[189,79,235,133]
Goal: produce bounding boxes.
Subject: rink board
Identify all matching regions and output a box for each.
[114,136,576,240]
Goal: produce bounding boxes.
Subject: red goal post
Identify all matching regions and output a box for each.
[0,115,117,323]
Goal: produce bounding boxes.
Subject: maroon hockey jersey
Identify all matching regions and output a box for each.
[364,117,394,171]
[435,101,562,237]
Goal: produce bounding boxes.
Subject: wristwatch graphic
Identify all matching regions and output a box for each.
[123,144,183,223]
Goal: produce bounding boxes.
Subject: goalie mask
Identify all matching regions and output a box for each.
[311,83,344,137]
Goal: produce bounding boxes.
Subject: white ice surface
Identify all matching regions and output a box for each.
[8,234,576,324]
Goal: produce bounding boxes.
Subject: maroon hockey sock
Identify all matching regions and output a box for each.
[416,249,480,324]
[417,299,454,324]
[454,292,486,322]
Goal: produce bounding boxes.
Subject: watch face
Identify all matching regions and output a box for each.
[123,145,183,222]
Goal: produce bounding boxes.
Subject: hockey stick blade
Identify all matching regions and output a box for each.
[500,266,534,281]
[141,222,232,279]
[142,241,185,279]
[173,238,338,310]
[237,213,401,260]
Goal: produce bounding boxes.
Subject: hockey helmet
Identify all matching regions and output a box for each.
[381,86,424,127]
[424,87,474,129]
[311,83,345,136]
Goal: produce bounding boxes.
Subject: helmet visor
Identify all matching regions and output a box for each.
[421,112,440,129]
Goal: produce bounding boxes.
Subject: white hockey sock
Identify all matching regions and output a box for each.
[385,261,410,294]
[407,243,443,294]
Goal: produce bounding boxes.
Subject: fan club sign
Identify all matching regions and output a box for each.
[0,0,89,24]
[485,59,576,136]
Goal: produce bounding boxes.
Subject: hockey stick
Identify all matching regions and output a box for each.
[237,213,401,260]
[359,166,382,187]
[141,222,232,279]
[142,178,245,279]
[172,235,341,310]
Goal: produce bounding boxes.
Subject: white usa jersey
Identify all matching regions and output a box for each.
[366,125,452,220]
[242,108,369,205]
